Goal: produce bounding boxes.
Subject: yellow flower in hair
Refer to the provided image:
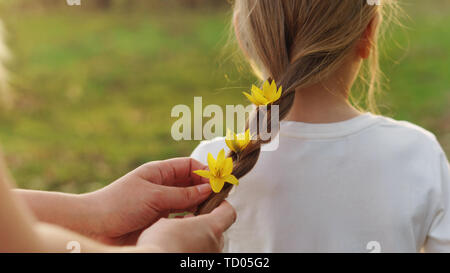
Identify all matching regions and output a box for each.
[193,149,239,193]
[225,128,251,154]
[243,80,282,106]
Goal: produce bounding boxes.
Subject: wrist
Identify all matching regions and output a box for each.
[78,191,110,236]
[14,189,106,238]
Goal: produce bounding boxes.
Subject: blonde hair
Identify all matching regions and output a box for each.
[197,0,399,214]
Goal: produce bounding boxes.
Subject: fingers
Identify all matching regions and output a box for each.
[202,201,237,233]
[138,157,209,187]
[154,183,212,211]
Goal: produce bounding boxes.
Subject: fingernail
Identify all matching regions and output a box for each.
[197,183,212,195]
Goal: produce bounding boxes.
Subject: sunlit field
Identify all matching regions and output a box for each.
[0,0,448,193]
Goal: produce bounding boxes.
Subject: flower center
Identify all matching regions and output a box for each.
[216,167,222,177]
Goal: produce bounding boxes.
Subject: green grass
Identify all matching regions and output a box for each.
[0,1,448,193]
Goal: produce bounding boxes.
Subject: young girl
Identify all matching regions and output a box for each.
[191,0,450,252]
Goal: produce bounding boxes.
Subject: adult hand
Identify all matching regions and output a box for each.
[137,201,236,252]
[85,157,213,245]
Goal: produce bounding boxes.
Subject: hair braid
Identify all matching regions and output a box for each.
[195,77,297,215]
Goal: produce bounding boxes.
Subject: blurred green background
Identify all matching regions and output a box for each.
[0,0,448,193]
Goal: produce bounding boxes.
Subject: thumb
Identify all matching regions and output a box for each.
[153,183,212,211]
[201,201,237,233]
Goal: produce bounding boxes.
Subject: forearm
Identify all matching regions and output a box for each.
[1,174,135,253]
[13,189,104,237]
[35,222,158,253]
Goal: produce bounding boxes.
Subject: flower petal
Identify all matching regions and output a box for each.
[224,174,239,186]
[264,81,273,100]
[225,130,236,152]
[210,177,225,193]
[251,85,264,97]
[243,92,261,105]
[247,129,256,141]
[237,138,249,151]
[193,170,212,179]
[273,85,282,102]
[216,149,225,168]
[263,81,271,93]
[270,80,277,92]
[222,157,233,176]
[252,89,269,105]
[207,152,216,175]
[225,128,233,140]
[234,131,243,141]
[225,138,236,153]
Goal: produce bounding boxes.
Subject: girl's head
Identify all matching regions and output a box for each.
[233,0,397,114]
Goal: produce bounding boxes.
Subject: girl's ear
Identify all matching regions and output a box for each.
[356,15,379,59]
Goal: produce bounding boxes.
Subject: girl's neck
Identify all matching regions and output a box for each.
[284,55,364,124]
[284,83,362,124]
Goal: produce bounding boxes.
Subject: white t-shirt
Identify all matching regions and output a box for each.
[191,113,450,253]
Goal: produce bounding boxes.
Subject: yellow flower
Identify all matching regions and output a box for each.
[243,80,282,106]
[193,149,239,193]
[225,128,251,154]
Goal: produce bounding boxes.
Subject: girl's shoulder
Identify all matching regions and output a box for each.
[373,114,443,155]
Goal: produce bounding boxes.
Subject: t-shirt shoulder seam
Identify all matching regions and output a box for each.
[376,116,440,151]
[280,119,382,140]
